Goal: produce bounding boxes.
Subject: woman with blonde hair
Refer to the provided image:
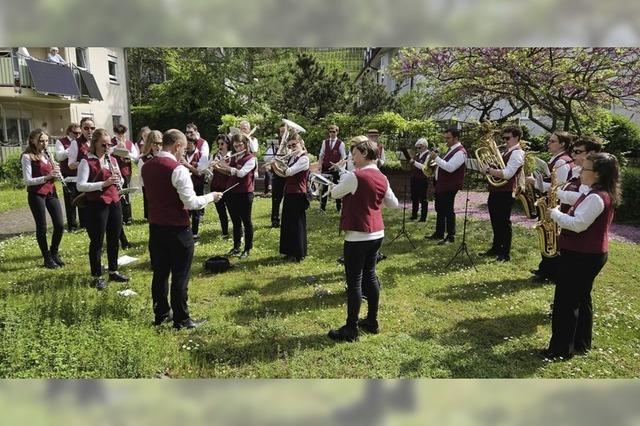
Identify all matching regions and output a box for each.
[21,129,65,268]
[138,130,162,220]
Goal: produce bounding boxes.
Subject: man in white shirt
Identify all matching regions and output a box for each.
[55,123,82,231]
[318,124,346,211]
[46,47,66,64]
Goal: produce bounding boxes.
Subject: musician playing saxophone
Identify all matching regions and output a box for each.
[480,126,525,262]
[77,128,129,290]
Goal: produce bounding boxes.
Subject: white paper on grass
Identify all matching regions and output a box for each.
[117,255,138,266]
[117,289,138,297]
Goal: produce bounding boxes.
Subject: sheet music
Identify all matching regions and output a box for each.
[465,158,483,172]
[395,151,407,161]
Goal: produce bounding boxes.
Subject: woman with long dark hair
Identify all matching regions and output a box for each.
[542,152,620,360]
[209,134,232,239]
[21,129,65,268]
[77,128,130,290]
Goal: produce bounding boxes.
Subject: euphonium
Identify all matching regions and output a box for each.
[514,178,539,219]
[533,169,560,257]
[421,150,437,177]
[475,131,508,187]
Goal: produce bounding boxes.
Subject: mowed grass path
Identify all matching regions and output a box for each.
[0,194,639,378]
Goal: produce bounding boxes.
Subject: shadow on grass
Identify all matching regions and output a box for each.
[426,278,549,302]
[434,311,548,377]
[192,332,334,368]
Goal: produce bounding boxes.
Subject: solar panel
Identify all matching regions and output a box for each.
[25,59,80,97]
[78,69,103,101]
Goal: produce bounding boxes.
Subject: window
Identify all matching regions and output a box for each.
[0,110,31,145]
[112,115,121,129]
[108,56,118,83]
[76,48,89,70]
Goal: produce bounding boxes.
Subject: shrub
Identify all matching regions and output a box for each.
[618,167,640,223]
[0,154,23,188]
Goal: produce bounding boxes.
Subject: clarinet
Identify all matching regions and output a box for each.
[105,151,123,199]
[43,148,68,188]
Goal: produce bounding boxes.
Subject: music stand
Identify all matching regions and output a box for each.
[386,179,416,250]
[444,166,478,272]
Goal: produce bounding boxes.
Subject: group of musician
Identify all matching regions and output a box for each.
[20,119,621,357]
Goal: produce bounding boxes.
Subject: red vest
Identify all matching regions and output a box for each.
[228,153,255,193]
[544,152,573,183]
[74,135,90,170]
[321,139,343,172]
[435,145,467,193]
[186,150,205,186]
[209,152,230,191]
[84,157,120,204]
[141,156,190,226]
[26,156,55,196]
[489,147,523,193]
[110,137,134,177]
[560,175,582,213]
[410,151,430,181]
[339,168,388,233]
[284,155,309,194]
[196,138,208,154]
[559,190,613,254]
[58,136,74,177]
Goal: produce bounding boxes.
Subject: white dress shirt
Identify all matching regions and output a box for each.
[434,143,467,180]
[330,163,399,242]
[77,154,124,192]
[412,151,430,170]
[248,136,259,155]
[22,154,51,187]
[285,154,310,176]
[140,151,215,210]
[550,185,605,233]
[68,139,90,169]
[230,156,257,178]
[54,137,73,162]
[539,152,571,192]
[501,145,526,180]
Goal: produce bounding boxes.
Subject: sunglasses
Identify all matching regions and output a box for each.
[287,144,298,148]
[502,136,512,141]
[72,131,81,136]
[151,142,163,146]
[83,126,96,131]
[572,149,586,154]
[328,130,337,133]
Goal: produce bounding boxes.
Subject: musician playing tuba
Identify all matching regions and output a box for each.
[478,125,526,262]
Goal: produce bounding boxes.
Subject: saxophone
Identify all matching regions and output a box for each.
[533,168,560,257]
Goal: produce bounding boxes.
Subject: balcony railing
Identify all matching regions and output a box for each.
[0,56,33,88]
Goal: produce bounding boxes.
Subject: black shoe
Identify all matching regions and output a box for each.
[425,233,444,240]
[193,234,199,242]
[94,277,107,290]
[410,215,418,221]
[479,249,499,257]
[375,252,387,263]
[227,247,241,256]
[496,255,511,262]
[239,250,250,259]
[44,255,60,269]
[530,269,541,276]
[173,318,206,330]
[50,252,65,266]
[271,222,280,228]
[418,218,427,222]
[357,318,379,334]
[124,219,133,226]
[154,314,173,326]
[121,242,132,250]
[537,349,572,361]
[336,256,345,265]
[68,226,79,233]
[532,275,548,283]
[109,271,130,282]
[328,325,358,342]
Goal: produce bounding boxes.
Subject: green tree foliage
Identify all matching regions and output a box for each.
[391,48,640,135]
[350,76,397,116]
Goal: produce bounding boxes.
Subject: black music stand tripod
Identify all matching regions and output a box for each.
[445,178,477,272]
[387,180,416,250]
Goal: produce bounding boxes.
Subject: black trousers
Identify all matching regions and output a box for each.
[190,183,205,236]
[27,191,64,258]
[279,193,308,259]
[320,171,341,211]
[121,174,132,222]
[537,255,560,280]
[410,177,428,220]
[227,192,254,251]
[142,186,148,220]
[264,170,274,193]
[212,192,229,236]
[548,250,608,356]
[435,190,457,238]
[344,238,383,328]
[85,201,122,277]
[487,191,515,256]
[271,175,285,225]
[149,224,194,323]
[61,182,78,230]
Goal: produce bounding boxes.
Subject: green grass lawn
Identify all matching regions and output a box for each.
[0,195,638,378]
[0,183,28,213]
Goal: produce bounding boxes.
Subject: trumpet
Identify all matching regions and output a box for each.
[43,148,68,189]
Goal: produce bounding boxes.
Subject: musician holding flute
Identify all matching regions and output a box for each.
[77,128,129,290]
[21,129,65,269]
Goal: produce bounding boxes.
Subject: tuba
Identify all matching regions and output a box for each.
[533,168,560,257]
[475,133,508,187]
[269,118,306,178]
